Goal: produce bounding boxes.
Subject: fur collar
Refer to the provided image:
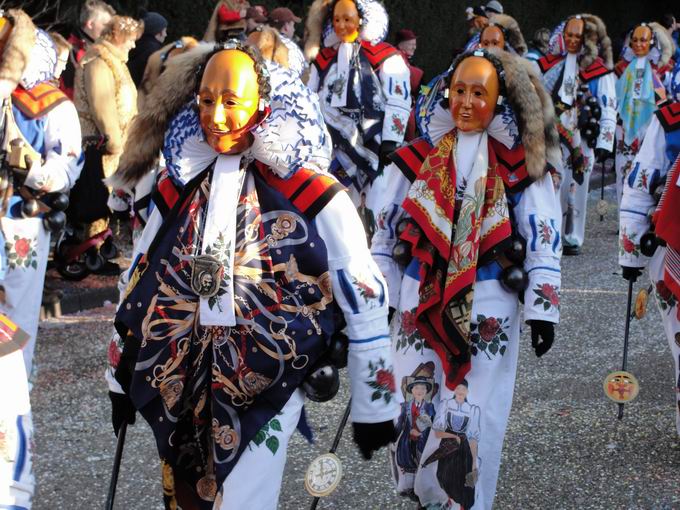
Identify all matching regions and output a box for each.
[0,9,36,92]
[489,14,527,56]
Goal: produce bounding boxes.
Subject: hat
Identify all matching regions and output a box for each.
[485,1,504,14]
[269,7,301,25]
[246,6,267,23]
[396,29,417,44]
[406,376,433,393]
[142,12,168,36]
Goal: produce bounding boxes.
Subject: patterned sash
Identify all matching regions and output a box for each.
[401,130,512,389]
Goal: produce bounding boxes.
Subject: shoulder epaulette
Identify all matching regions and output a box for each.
[388,138,432,183]
[537,54,564,74]
[259,165,345,219]
[579,57,612,83]
[313,47,338,73]
[489,138,534,193]
[656,102,680,132]
[360,41,399,70]
[151,170,180,218]
[11,83,68,119]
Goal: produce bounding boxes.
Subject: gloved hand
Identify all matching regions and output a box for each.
[378,140,398,168]
[594,148,612,164]
[352,420,397,460]
[109,391,136,436]
[528,320,555,357]
[621,266,643,282]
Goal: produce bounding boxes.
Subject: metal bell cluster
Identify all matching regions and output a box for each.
[20,191,69,233]
[392,217,420,267]
[576,86,602,149]
[500,236,529,293]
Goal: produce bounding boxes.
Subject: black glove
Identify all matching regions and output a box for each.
[109,391,136,436]
[594,148,611,164]
[621,266,643,282]
[528,320,555,357]
[352,421,397,460]
[378,140,398,168]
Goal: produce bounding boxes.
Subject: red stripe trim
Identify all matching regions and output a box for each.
[11,83,68,118]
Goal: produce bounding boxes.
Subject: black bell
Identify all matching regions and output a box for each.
[21,199,39,218]
[639,232,659,257]
[590,104,602,120]
[504,236,526,265]
[327,331,349,369]
[586,95,599,108]
[396,217,411,236]
[500,265,528,293]
[392,240,412,266]
[43,210,66,232]
[586,116,599,128]
[302,364,340,403]
[43,192,70,212]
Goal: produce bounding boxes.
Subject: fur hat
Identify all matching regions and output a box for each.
[0,9,37,94]
[486,13,527,56]
[247,27,290,68]
[566,14,613,70]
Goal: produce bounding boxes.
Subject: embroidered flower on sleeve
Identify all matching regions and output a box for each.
[5,235,38,270]
[366,358,395,404]
[619,228,640,257]
[390,114,406,136]
[533,283,560,311]
[470,315,509,358]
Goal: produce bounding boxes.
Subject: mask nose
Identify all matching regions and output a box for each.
[213,100,227,126]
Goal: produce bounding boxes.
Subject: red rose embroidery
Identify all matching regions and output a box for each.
[622,235,635,254]
[656,280,673,302]
[401,310,417,336]
[108,339,121,368]
[376,369,396,393]
[541,283,560,306]
[478,317,500,342]
[15,238,30,258]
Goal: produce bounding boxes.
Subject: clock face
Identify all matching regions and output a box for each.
[304,453,343,497]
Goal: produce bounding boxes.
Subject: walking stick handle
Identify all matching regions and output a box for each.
[105,422,128,510]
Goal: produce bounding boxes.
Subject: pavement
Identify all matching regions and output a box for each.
[30,187,680,509]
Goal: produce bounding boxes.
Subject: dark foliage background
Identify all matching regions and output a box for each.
[11,0,680,79]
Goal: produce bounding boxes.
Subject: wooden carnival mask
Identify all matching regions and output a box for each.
[563,17,585,54]
[333,0,361,43]
[630,24,653,58]
[480,25,505,50]
[0,16,12,57]
[449,56,500,133]
[197,49,261,154]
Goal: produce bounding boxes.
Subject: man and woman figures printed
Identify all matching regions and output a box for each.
[394,363,481,510]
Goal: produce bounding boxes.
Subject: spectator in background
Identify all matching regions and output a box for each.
[72,16,143,273]
[127,11,168,86]
[245,6,267,34]
[204,0,250,42]
[60,0,115,99]
[465,6,488,38]
[526,27,551,62]
[395,29,423,141]
[268,7,306,78]
[50,32,72,81]
[484,0,504,15]
[660,13,680,61]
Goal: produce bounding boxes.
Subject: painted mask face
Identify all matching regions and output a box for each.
[480,25,505,49]
[630,25,652,57]
[333,0,361,43]
[449,56,500,132]
[563,18,585,54]
[197,49,261,154]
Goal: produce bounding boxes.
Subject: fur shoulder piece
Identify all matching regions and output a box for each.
[303,0,332,62]
[650,22,674,69]
[0,9,36,92]
[656,102,680,133]
[248,27,290,69]
[489,14,527,56]
[112,43,215,189]
[577,14,613,70]
[494,49,554,180]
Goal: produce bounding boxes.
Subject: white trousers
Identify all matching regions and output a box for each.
[559,143,594,250]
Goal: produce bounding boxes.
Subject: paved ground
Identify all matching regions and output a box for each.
[31,189,680,509]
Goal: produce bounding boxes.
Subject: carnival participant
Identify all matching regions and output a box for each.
[72,15,142,273]
[106,40,397,509]
[59,0,115,99]
[204,0,250,42]
[267,7,306,78]
[614,22,674,207]
[537,14,617,255]
[395,28,423,141]
[371,48,562,509]
[305,0,411,205]
[476,14,527,56]
[0,9,82,509]
[619,88,680,438]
